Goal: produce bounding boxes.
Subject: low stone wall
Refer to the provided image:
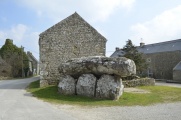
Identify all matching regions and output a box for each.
[123,78,155,88]
[0,76,11,80]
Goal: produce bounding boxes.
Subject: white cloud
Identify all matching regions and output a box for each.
[11,24,28,42]
[83,0,135,22]
[17,0,135,22]
[0,24,28,43]
[130,5,181,45]
[0,24,39,59]
[0,31,6,40]
[23,32,39,60]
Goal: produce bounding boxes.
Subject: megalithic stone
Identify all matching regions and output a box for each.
[58,56,136,78]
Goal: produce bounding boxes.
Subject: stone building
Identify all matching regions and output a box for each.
[27,51,39,76]
[39,12,107,86]
[111,39,181,82]
[0,56,12,77]
[173,61,181,82]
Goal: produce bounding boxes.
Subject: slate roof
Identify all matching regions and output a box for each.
[137,39,181,54]
[27,51,38,63]
[111,39,181,57]
[39,12,107,42]
[173,61,181,70]
[110,49,125,57]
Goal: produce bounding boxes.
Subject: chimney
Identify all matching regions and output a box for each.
[115,47,120,51]
[10,40,13,43]
[27,51,32,55]
[140,42,145,47]
[140,38,145,47]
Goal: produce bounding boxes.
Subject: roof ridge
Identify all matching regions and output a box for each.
[39,12,107,41]
[141,39,181,47]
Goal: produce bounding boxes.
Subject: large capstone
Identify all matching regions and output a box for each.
[96,74,124,100]
[58,75,76,95]
[76,74,96,97]
[58,56,136,78]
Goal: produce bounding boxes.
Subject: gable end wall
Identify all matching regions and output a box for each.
[39,14,106,86]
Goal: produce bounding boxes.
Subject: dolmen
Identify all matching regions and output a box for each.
[58,56,136,100]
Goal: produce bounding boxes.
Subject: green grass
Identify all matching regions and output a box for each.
[27,80,181,106]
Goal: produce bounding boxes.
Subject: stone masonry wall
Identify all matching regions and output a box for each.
[173,70,181,83]
[143,50,181,80]
[0,57,12,77]
[39,13,106,87]
[123,78,155,88]
[27,52,39,75]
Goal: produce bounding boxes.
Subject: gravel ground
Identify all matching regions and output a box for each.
[1,78,180,120]
[155,81,181,88]
[56,102,181,120]
[55,82,181,120]
[57,102,181,120]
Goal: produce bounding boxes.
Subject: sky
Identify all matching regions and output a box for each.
[1,0,181,60]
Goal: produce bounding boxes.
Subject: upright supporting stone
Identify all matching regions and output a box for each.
[40,80,49,87]
[76,74,96,97]
[96,74,124,100]
[39,70,49,87]
[58,75,76,95]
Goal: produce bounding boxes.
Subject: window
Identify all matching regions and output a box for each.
[147,68,153,78]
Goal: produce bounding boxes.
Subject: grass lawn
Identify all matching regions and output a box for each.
[27,80,181,106]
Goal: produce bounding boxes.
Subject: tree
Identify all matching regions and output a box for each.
[122,39,148,74]
[0,39,29,77]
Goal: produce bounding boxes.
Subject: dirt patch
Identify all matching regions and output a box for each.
[124,88,150,94]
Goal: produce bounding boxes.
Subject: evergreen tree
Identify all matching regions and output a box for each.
[122,39,148,74]
[0,39,29,77]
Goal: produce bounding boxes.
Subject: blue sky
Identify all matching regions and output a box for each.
[1,0,181,59]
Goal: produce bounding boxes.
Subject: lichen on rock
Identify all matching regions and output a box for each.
[58,56,136,78]
[76,74,96,97]
[58,75,76,95]
[58,56,136,100]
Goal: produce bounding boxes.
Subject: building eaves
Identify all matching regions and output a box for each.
[27,52,38,63]
[137,39,181,54]
[110,49,125,57]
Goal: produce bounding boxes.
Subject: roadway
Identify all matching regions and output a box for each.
[0,77,77,120]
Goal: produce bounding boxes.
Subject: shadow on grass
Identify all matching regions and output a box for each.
[34,86,103,102]
[28,80,111,105]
